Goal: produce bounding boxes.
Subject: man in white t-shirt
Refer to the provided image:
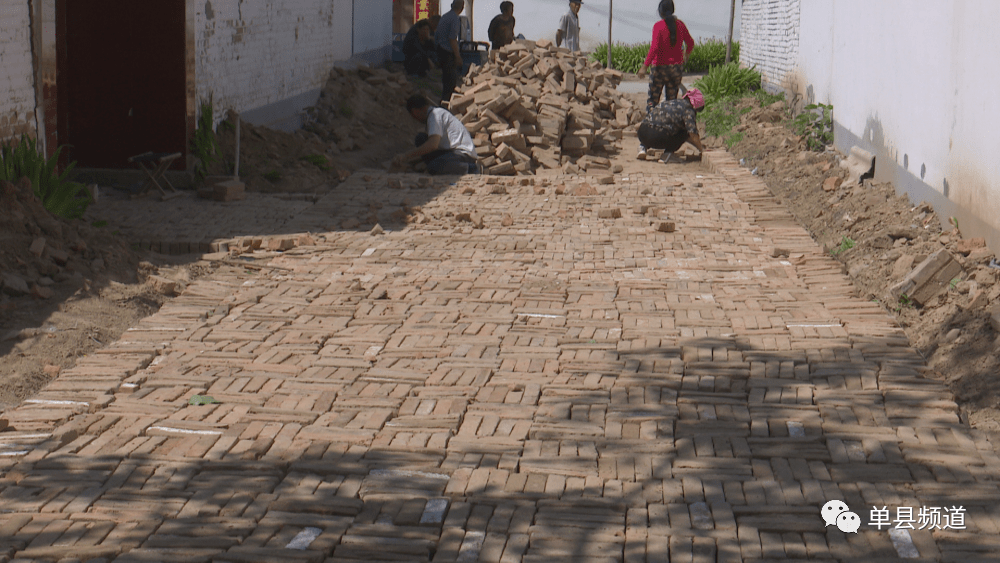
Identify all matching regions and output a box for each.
[394,95,480,175]
[556,0,582,52]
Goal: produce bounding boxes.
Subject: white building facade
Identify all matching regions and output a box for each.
[741,0,1000,250]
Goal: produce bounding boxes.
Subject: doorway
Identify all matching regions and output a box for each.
[57,0,187,169]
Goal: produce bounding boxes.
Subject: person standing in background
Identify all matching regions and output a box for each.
[556,1,582,52]
[403,19,436,77]
[435,0,465,104]
[488,2,516,51]
[637,0,695,159]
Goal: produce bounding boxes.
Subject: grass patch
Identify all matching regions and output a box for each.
[263,170,282,182]
[792,102,834,151]
[830,236,856,256]
[693,63,762,105]
[591,42,649,74]
[700,90,785,149]
[0,135,93,219]
[685,39,738,73]
[191,101,221,181]
[300,154,331,171]
[590,39,739,74]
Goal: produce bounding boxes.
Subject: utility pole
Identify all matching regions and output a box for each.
[607,0,613,69]
[466,0,474,41]
[725,0,735,64]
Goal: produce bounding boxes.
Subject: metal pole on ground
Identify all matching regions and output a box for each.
[607,0,613,69]
[234,113,241,181]
[725,0,735,64]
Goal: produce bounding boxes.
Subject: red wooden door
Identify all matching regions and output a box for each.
[59,0,186,168]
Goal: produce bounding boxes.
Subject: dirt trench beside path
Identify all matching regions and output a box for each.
[715,97,1000,437]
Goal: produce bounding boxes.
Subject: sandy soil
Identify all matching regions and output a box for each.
[205,65,428,195]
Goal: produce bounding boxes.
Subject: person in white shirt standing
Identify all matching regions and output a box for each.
[556,0,582,52]
[394,95,481,175]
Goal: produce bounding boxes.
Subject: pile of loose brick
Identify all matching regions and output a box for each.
[448,39,644,176]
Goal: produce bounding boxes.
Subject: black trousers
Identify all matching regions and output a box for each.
[437,46,459,104]
[638,123,689,153]
[404,52,431,77]
[415,133,477,175]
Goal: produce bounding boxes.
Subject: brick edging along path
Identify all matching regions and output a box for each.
[1,151,997,562]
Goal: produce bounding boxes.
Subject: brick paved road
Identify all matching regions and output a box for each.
[2,152,998,562]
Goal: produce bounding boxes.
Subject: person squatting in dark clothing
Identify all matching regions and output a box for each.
[637,88,706,163]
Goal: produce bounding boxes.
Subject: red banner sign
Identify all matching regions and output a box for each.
[415,0,433,23]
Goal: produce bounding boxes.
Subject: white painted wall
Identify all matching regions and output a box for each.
[0,0,37,140]
[353,0,393,56]
[195,0,372,128]
[742,0,1000,250]
[456,0,740,51]
[739,0,799,92]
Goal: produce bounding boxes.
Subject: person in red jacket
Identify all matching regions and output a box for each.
[637,1,695,159]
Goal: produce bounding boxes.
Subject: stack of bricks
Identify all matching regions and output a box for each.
[448,39,644,176]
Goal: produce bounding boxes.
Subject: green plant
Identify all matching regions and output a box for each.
[590,42,650,74]
[590,39,738,75]
[792,102,834,151]
[685,39,739,73]
[898,293,913,308]
[191,101,221,180]
[188,394,220,406]
[339,102,354,118]
[0,135,92,219]
[692,63,762,105]
[91,220,108,228]
[300,154,331,171]
[263,170,282,182]
[830,236,855,256]
[700,90,785,150]
[949,277,961,290]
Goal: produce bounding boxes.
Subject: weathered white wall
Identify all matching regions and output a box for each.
[0,0,38,140]
[741,0,1000,250]
[461,0,741,52]
[738,0,799,92]
[195,0,379,129]
[354,0,393,58]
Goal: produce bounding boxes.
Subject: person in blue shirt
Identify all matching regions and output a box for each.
[435,0,465,104]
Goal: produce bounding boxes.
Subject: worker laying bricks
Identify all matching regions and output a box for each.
[395,95,481,175]
[637,87,706,163]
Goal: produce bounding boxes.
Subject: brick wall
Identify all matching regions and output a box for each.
[739,0,800,93]
[0,0,37,140]
[195,0,357,127]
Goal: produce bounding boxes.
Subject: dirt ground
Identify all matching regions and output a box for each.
[205,64,429,194]
[4,69,999,437]
[710,96,1000,435]
[0,177,223,409]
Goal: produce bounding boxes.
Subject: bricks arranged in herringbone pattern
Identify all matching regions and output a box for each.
[2,152,997,562]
